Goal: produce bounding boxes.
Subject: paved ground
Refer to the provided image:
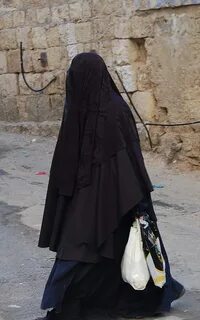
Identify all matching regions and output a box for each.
[0,132,200,320]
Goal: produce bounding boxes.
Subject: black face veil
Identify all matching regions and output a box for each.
[50,53,124,195]
[49,52,153,196]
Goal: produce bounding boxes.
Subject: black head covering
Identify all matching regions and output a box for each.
[49,52,153,196]
[51,53,124,195]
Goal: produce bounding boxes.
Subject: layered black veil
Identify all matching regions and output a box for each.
[39,52,155,251]
[49,53,153,195]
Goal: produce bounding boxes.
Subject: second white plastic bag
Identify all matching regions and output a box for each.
[121,218,150,290]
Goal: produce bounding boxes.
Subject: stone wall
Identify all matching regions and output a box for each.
[0,0,200,168]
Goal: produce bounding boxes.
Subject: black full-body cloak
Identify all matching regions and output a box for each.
[38,53,184,319]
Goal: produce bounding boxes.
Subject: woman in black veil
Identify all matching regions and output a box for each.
[38,52,184,319]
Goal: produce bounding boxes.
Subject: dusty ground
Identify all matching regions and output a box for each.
[0,132,200,320]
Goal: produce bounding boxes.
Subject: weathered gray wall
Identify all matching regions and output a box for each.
[0,0,200,168]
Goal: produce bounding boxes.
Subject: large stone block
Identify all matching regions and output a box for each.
[47,46,68,70]
[36,95,51,122]
[32,47,68,72]
[69,2,83,21]
[13,10,25,27]
[0,74,18,97]
[25,8,37,26]
[49,94,65,120]
[82,0,92,19]
[7,48,33,73]
[59,23,76,45]
[22,50,34,72]
[31,49,48,72]
[42,71,65,94]
[131,90,156,122]
[178,14,200,36]
[137,64,152,91]
[51,5,69,24]
[117,0,135,17]
[189,101,200,120]
[17,94,51,121]
[22,0,49,8]
[0,12,13,29]
[113,17,131,38]
[49,0,66,5]
[32,27,48,48]
[116,65,137,92]
[1,0,22,9]
[0,29,17,50]
[0,51,7,73]
[0,97,19,121]
[92,17,114,40]
[153,16,173,37]
[16,95,28,120]
[183,87,200,120]
[75,22,92,43]
[112,39,138,66]
[63,46,69,66]
[131,15,154,38]
[36,7,51,24]
[0,15,3,30]
[46,26,60,47]
[67,43,84,61]
[7,49,20,73]
[98,40,113,67]
[145,28,200,126]
[92,0,119,15]
[19,73,43,95]
[16,27,33,49]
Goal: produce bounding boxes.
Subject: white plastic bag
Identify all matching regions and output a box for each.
[121,218,150,290]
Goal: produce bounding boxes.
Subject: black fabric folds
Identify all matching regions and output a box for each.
[38,52,155,258]
[47,52,153,195]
